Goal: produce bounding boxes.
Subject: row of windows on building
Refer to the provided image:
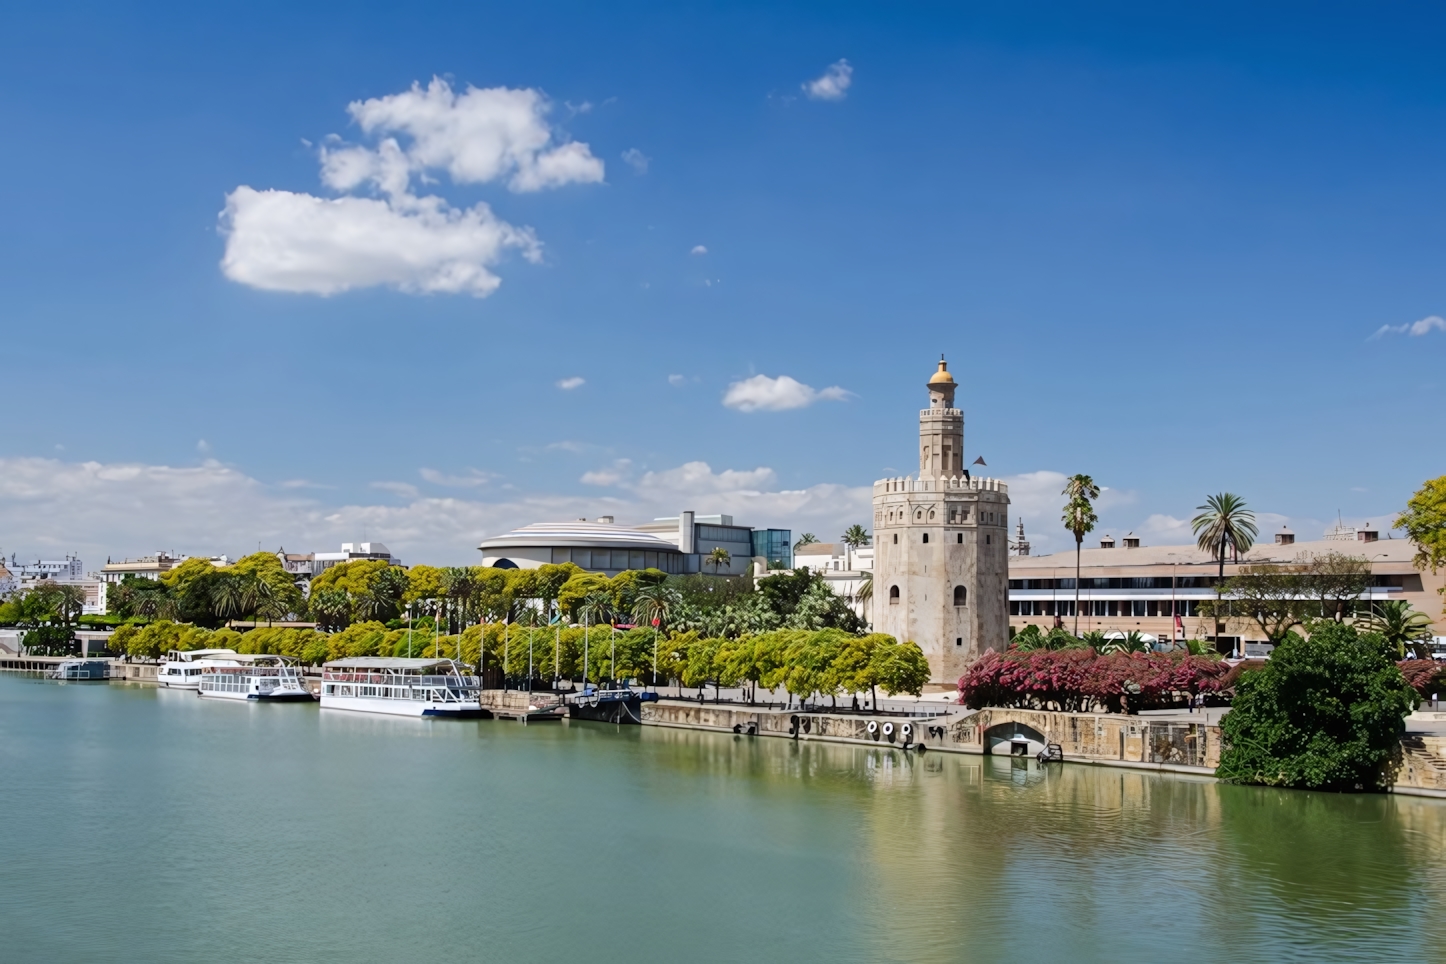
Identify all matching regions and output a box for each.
[549,548,683,573]
[878,507,1003,525]
[1009,577,1219,590]
[1010,600,1204,618]
[1009,574,1408,591]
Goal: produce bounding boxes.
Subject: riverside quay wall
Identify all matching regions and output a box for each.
[639,701,1446,797]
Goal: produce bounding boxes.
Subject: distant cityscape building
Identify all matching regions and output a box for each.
[1008,535,1445,654]
[478,514,792,577]
[99,552,187,584]
[5,554,105,614]
[795,541,873,620]
[276,543,399,594]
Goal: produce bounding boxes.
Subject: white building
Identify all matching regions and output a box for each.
[99,552,186,584]
[795,542,874,621]
[274,543,400,595]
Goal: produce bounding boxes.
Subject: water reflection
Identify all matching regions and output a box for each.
[635,727,1446,963]
[4,679,1446,964]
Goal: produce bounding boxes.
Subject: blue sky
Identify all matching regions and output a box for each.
[0,1,1442,565]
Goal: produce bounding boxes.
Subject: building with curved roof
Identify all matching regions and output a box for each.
[478,520,686,575]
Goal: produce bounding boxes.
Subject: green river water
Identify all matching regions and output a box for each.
[2,675,1445,963]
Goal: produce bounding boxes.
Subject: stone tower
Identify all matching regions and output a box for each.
[871,357,1010,687]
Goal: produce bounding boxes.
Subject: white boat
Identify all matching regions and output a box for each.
[156,648,243,689]
[320,658,485,718]
[197,654,314,702]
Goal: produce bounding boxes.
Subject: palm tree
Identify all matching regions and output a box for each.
[794,532,820,552]
[632,585,682,690]
[841,525,870,548]
[1192,493,1258,654]
[1362,600,1436,659]
[852,570,873,625]
[1061,474,1100,635]
[209,574,247,622]
[442,567,474,633]
[707,547,732,576]
[310,588,351,631]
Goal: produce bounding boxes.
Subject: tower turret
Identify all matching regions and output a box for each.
[919,356,964,478]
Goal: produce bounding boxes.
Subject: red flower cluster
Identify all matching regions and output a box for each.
[1397,659,1446,697]
[957,649,1230,713]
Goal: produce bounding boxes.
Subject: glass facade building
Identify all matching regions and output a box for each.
[751,529,792,570]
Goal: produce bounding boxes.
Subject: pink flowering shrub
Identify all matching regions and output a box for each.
[957,649,1229,713]
[1397,659,1446,697]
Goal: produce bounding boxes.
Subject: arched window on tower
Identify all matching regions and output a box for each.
[953,586,967,606]
[889,585,900,605]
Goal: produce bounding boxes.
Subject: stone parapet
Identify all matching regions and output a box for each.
[872,476,1009,495]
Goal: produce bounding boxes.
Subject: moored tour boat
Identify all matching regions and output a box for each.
[320,658,486,718]
[197,655,314,702]
[157,649,241,689]
[567,682,657,724]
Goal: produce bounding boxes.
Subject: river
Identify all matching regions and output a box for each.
[2,675,1444,962]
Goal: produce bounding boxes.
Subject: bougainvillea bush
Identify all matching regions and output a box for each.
[957,649,1229,713]
[1395,659,1446,698]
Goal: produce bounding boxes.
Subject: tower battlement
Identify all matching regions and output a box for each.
[872,476,1009,495]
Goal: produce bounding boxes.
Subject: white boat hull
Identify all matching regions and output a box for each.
[198,687,314,702]
[319,694,487,717]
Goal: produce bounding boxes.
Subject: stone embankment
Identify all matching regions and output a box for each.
[641,699,1446,798]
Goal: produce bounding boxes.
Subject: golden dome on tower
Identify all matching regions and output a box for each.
[927,355,955,387]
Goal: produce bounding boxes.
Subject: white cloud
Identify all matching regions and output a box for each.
[722,374,851,412]
[196,439,211,454]
[581,458,633,487]
[332,78,604,194]
[220,187,540,297]
[1371,315,1446,339]
[621,148,650,174]
[419,468,493,488]
[221,77,601,298]
[0,455,869,566]
[667,374,685,386]
[691,245,707,255]
[371,481,420,499]
[556,376,585,390]
[803,59,853,101]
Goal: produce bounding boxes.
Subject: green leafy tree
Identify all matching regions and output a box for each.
[1360,600,1436,659]
[1307,551,1372,623]
[1061,473,1100,635]
[1397,475,1446,615]
[1192,492,1258,652]
[1217,622,1417,791]
[1202,563,1312,644]
[24,624,77,656]
[870,638,931,697]
[841,525,871,549]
